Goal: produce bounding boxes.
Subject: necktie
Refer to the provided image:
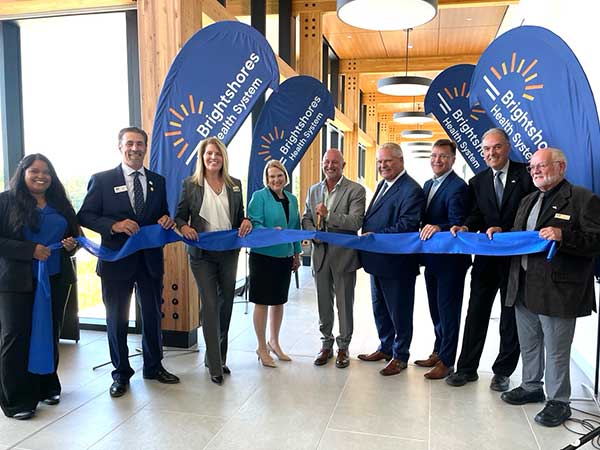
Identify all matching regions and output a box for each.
[494,170,504,206]
[373,182,389,206]
[133,171,145,217]
[426,179,440,208]
[521,192,544,271]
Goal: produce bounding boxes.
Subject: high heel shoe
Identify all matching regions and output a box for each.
[256,350,277,368]
[267,342,292,361]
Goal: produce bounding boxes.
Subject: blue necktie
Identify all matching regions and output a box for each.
[133,171,145,217]
[374,182,389,206]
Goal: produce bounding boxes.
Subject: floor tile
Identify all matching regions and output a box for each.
[317,429,427,450]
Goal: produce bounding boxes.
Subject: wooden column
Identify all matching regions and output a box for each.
[342,60,359,180]
[364,93,378,191]
[138,0,203,347]
[298,8,323,205]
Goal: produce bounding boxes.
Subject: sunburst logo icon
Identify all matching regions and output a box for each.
[163,94,204,165]
[483,52,544,102]
[436,81,486,120]
[257,126,286,162]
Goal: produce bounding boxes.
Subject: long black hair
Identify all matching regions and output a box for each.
[8,153,79,235]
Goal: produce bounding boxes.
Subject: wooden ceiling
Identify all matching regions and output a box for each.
[321,2,512,141]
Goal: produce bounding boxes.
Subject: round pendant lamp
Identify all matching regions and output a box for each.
[337,0,438,31]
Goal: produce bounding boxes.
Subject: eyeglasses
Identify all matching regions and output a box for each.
[527,161,560,173]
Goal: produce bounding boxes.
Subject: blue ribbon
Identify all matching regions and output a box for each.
[28,225,556,374]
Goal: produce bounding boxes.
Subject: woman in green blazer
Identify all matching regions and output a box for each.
[248,160,301,368]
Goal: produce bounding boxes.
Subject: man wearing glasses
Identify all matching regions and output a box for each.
[499,148,600,427]
[415,139,471,380]
[446,128,535,391]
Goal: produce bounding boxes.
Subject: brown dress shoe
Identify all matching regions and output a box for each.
[424,361,451,379]
[336,349,350,368]
[314,348,333,366]
[379,359,408,376]
[357,350,392,362]
[414,352,440,368]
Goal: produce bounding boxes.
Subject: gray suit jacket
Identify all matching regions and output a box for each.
[302,177,366,273]
[174,176,245,258]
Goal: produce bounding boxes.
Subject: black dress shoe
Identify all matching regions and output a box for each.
[490,374,510,392]
[210,375,224,385]
[535,400,571,427]
[144,367,180,384]
[12,410,35,420]
[445,371,478,387]
[42,394,61,405]
[109,381,128,398]
[222,365,231,375]
[501,387,545,405]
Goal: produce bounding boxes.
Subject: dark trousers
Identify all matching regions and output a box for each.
[424,266,467,367]
[455,255,520,376]
[101,264,163,383]
[190,251,238,377]
[0,275,70,417]
[370,273,416,362]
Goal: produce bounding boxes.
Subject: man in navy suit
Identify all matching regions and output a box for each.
[78,127,180,398]
[415,139,471,379]
[446,128,535,391]
[358,142,425,376]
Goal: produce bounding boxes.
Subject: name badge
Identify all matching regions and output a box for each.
[114,185,127,193]
[554,213,570,220]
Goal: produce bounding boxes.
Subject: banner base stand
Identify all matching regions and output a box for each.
[162,329,198,349]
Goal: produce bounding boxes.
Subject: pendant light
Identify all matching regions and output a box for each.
[378,28,431,96]
[337,0,438,31]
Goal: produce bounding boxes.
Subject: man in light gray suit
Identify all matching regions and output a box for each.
[302,149,366,368]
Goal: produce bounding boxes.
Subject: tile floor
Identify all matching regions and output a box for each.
[2,266,598,450]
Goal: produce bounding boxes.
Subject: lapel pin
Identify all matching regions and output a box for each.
[552,205,557,209]
[511,179,516,183]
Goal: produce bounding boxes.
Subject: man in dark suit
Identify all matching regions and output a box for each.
[358,142,425,376]
[415,139,471,379]
[78,127,180,397]
[302,149,366,369]
[446,128,535,391]
[499,148,600,427]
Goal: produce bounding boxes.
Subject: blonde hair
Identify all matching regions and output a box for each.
[191,137,235,187]
[263,160,289,187]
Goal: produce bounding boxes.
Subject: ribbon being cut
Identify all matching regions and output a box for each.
[30,225,556,374]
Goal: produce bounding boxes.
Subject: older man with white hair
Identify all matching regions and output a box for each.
[499,148,600,427]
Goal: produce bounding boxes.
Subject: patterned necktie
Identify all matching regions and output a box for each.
[521,192,544,271]
[133,171,145,217]
[494,170,504,206]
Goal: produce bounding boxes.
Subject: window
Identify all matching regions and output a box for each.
[19,12,133,324]
[358,143,366,180]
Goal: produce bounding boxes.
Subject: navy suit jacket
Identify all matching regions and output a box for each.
[359,172,425,278]
[77,165,169,280]
[464,161,535,232]
[421,171,471,272]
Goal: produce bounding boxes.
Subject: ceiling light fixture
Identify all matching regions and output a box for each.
[337,0,438,31]
[402,141,433,151]
[393,111,434,124]
[377,29,432,96]
[401,129,433,139]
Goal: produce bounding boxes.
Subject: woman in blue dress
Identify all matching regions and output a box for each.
[0,154,79,420]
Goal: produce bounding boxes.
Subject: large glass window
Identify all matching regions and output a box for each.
[0,106,4,190]
[19,13,132,324]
